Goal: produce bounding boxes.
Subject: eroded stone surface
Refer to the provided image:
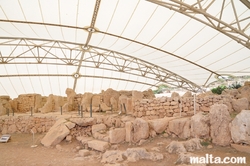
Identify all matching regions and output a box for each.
[231,110,250,145]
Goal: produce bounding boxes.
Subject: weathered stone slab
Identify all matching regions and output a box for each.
[87,140,110,152]
[41,119,70,147]
[109,128,126,144]
[70,117,96,126]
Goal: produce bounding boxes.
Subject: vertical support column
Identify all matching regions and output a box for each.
[60,106,62,115]
[179,99,182,117]
[194,94,196,115]
[7,108,9,116]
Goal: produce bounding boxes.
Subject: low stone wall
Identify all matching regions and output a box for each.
[0,116,56,134]
[133,95,233,119]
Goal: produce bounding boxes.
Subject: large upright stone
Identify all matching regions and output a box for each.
[110,97,118,112]
[133,118,149,142]
[41,118,70,147]
[39,94,54,113]
[209,104,231,146]
[190,112,210,138]
[125,121,133,142]
[102,88,120,107]
[81,92,93,111]
[231,110,250,145]
[168,117,191,139]
[65,88,76,111]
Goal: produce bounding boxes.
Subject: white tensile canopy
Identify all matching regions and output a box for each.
[0,0,249,98]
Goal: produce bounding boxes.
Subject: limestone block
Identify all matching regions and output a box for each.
[79,149,90,157]
[101,103,111,112]
[65,88,76,105]
[92,123,107,134]
[39,94,54,113]
[168,117,191,139]
[232,98,249,112]
[125,121,133,142]
[209,104,231,146]
[92,95,101,107]
[148,117,176,134]
[41,119,70,147]
[102,88,120,107]
[70,117,96,127]
[190,112,210,139]
[81,92,93,111]
[109,128,126,144]
[231,110,250,145]
[133,118,149,142]
[87,140,110,152]
[110,97,118,112]
[64,121,76,129]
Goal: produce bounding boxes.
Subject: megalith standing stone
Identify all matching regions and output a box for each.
[190,112,210,139]
[231,110,250,145]
[41,118,70,147]
[209,104,231,146]
[39,94,54,113]
[168,117,191,139]
[133,118,149,143]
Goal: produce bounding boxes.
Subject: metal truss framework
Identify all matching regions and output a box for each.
[0,37,203,92]
[147,0,250,49]
[0,0,249,95]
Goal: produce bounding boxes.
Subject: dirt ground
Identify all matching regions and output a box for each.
[0,133,249,166]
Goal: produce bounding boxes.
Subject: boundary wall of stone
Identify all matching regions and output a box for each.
[0,116,56,134]
[133,95,233,119]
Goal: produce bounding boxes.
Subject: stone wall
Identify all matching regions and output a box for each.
[0,116,56,134]
[15,94,43,113]
[133,95,239,119]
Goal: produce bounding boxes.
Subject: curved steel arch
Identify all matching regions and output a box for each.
[0,37,203,92]
[147,0,250,49]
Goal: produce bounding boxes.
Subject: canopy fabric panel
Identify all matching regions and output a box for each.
[0,0,249,98]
